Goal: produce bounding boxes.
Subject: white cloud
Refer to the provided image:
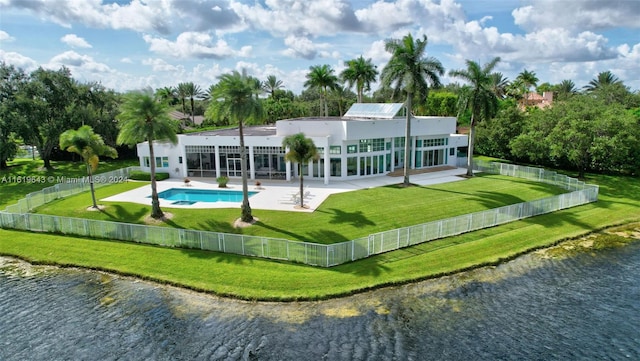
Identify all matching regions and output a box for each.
[0,50,38,70]
[143,32,252,59]
[230,0,362,37]
[120,57,133,64]
[47,51,112,73]
[142,58,182,72]
[61,34,92,48]
[282,35,322,59]
[512,0,640,31]
[0,30,15,42]
[363,40,390,64]
[3,0,172,33]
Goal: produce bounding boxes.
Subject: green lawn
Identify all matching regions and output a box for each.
[0,158,138,209]
[32,173,566,243]
[1,159,639,300]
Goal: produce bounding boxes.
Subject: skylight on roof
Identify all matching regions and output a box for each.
[343,103,404,119]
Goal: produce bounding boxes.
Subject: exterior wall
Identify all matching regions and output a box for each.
[136,142,182,178]
[276,118,346,140]
[135,115,467,183]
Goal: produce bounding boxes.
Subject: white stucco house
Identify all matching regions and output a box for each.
[135,103,468,185]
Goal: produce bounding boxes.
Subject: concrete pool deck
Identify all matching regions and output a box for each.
[102,167,468,213]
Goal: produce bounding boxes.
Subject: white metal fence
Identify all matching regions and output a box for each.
[0,161,599,267]
[3,167,140,214]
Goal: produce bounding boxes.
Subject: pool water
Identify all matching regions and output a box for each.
[155,188,257,203]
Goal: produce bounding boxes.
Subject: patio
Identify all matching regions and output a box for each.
[102,167,468,212]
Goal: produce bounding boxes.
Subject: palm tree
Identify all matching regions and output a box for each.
[490,72,509,99]
[176,82,190,116]
[449,57,501,177]
[155,86,177,105]
[210,70,263,222]
[340,56,379,103]
[282,133,318,208]
[203,83,217,101]
[556,79,578,101]
[181,82,203,124]
[304,64,339,117]
[330,85,354,116]
[262,75,283,98]
[516,69,538,106]
[59,125,117,209]
[380,33,444,186]
[583,70,622,92]
[116,91,178,219]
[248,75,264,102]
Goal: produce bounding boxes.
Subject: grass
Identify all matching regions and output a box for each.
[32,173,566,243]
[0,158,138,208]
[1,159,639,300]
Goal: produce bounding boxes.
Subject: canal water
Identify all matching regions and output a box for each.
[1,240,639,360]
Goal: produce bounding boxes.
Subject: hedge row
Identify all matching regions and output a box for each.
[129,171,170,181]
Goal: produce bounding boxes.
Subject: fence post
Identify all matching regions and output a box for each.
[351,240,355,261]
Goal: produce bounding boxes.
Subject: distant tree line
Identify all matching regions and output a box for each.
[2,47,639,176]
[476,76,640,177]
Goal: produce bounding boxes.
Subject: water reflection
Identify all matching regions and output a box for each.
[1,241,639,360]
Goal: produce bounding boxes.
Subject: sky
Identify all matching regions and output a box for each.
[1,0,639,95]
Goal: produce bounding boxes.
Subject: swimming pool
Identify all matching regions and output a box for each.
[155,188,257,204]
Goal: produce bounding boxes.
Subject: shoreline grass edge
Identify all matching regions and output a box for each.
[1,220,638,302]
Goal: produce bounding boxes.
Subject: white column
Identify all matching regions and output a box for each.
[285,147,292,181]
[390,138,395,173]
[214,145,221,179]
[323,145,330,185]
[248,146,255,180]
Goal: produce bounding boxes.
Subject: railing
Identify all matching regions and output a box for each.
[3,167,140,214]
[0,161,598,267]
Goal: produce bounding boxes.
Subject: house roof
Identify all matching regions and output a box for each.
[343,103,405,119]
[169,110,205,125]
[187,125,277,137]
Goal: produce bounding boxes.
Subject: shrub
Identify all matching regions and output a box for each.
[217,176,229,188]
[129,171,170,181]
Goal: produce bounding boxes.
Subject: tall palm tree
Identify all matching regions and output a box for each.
[282,133,318,208]
[583,70,622,92]
[449,57,501,177]
[59,125,117,209]
[262,75,283,98]
[304,64,339,117]
[380,33,444,186]
[340,56,379,103]
[516,69,538,106]
[116,91,178,219]
[210,70,263,222]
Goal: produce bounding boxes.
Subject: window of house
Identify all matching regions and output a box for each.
[330,158,341,176]
[155,156,169,167]
[394,137,405,148]
[329,146,341,154]
[347,145,357,154]
[359,138,385,152]
[347,157,357,175]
